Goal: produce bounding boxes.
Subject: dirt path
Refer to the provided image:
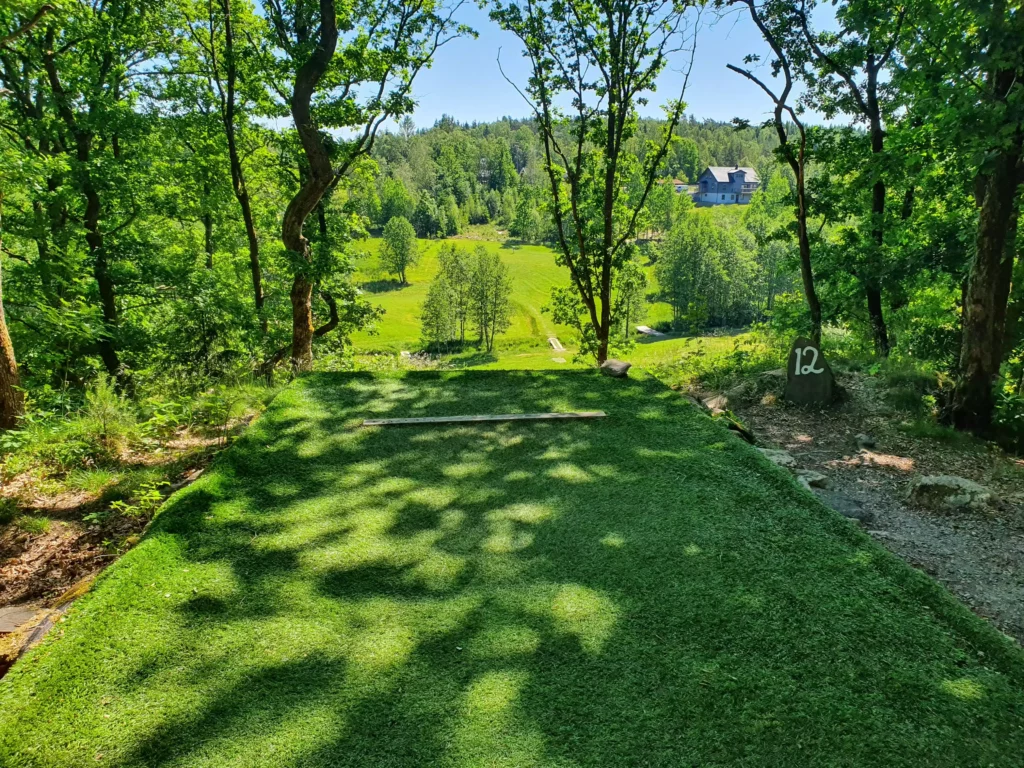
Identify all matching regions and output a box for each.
[720,371,1024,644]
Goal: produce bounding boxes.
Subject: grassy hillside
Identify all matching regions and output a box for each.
[351,237,570,352]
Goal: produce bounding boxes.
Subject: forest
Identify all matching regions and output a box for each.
[0,0,1022,504]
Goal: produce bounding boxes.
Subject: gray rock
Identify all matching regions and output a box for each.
[907,475,993,511]
[759,368,787,385]
[599,359,631,378]
[784,337,838,406]
[854,433,876,450]
[724,382,753,404]
[813,489,874,523]
[703,394,729,414]
[757,448,797,468]
[795,469,831,490]
[0,606,38,634]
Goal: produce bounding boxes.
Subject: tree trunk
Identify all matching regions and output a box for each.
[865,283,889,356]
[202,206,214,269]
[42,36,123,383]
[948,135,1022,433]
[866,78,891,357]
[0,312,22,430]
[280,0,340,372]
[795,170,822,343]
[0,198,24,429]
[290,274,315,371]
[220,0,265,333]
[85,186,122,381]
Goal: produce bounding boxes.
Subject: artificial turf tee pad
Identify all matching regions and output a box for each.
[1,371,1023,767]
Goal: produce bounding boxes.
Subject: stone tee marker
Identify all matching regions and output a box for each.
[784,336,837,406]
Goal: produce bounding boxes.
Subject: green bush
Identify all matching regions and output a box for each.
[875,358,942,415]
[81,374,140,458]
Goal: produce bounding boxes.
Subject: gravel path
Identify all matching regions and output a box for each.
[724,371,1024,645]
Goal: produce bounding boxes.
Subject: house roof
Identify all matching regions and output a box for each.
[703,166,760,183]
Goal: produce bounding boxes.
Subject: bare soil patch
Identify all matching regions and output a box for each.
[1,429,239,614]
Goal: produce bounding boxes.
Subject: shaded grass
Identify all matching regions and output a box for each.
[2,371,1023,767]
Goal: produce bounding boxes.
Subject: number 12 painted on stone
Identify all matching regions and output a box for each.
[793,346,825,376]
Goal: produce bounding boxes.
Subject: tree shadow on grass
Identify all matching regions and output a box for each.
[359,279,407,293]
[13,371,1024,767]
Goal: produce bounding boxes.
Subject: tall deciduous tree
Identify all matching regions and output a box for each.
[2,0,163,387]
[726,0,822,342]
[265,0,468,372]
[901,0,1024,433]
[613,257,647,340]
[420,274,457,349]
[169,0,274,332]
[380,215,418,283]
[438,242,472,342]
[492,0,699,363]
[469,246,512,352]
[0,3,53,428]
[0,193,22,429]
[792,0,906,357]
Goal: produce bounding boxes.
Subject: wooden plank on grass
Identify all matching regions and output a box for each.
[363,411,606,427]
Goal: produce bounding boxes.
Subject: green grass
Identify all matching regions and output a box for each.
[624,332,750,368]
[352,238,570,352]
[12,515,49,535]
[3,371,1024,767]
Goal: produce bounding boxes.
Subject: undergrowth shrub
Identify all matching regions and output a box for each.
[649,331,785,392]
[0,497,17,526]
[13,515,50,535]
[1,374,277,484]
[81,374,141,458]
[874,358,943,415]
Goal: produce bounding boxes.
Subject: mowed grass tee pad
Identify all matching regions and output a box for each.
[2,371,1023,767]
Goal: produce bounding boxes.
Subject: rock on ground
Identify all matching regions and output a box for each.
[813,489,875,524]
[795,469,831,490]
[757,448,797,468]
[599,359,631,378]
[855,433,876,450]
[907,475,993,511]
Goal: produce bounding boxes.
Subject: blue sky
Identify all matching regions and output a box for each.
[397,2,833,130]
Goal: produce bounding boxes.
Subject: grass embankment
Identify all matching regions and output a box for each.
[2,371,1023,766]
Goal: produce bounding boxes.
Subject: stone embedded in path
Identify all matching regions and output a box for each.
[784,336,837,406]
[907,475,993,511]
[795,469,831,490]
[599,359,631,378]
[0,606,39,634]
[855,433,876,450]
[703,393,729,414]
[757,447,797,468]
[813,489,874,524]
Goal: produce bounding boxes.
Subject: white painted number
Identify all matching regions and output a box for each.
[793,346,825,376]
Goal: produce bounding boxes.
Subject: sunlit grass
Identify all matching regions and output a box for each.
[2,371,1023,767]
[351,237,571,352]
